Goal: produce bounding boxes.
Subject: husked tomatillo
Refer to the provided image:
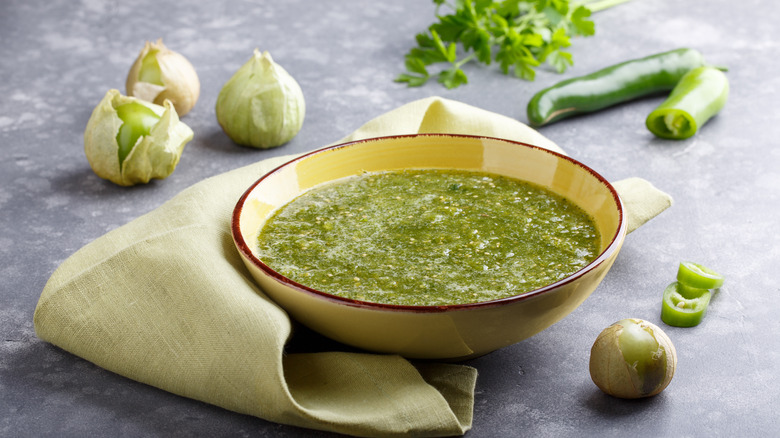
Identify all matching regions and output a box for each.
[216,49,305,149]
[84,89,193,186]
[589,318,677,399]
[126,39,200,116]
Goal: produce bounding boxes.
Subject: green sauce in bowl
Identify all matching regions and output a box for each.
[258,169,599,306]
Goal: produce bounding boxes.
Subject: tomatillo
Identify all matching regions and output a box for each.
[589,318,677,399]
[84,89,193,186]
[126,39,200,116]
[115,102,162,165]
[216,49,305,149]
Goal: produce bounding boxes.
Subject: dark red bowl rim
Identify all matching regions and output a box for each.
[231,133,627,313]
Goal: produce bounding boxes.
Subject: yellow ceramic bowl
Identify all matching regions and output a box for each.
[232,134,627,360]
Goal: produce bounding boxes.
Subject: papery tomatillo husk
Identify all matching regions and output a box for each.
[84,89,193,186]
[216,49,305,148]
[589,318,677,399]
[126,39,200,116]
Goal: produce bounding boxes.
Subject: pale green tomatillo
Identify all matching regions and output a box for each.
[115,102,162,165]
[216,49,305,149]
[84,89,193,186]
[126,39,200,116]
[138,49,164,86]
[589,318,677,399]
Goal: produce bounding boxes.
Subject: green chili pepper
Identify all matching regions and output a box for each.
[646,66,729,139]
[677,261,725,289]
[526,48,706,127]
[661,281,712,327]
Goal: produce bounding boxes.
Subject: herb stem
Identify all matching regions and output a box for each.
[579,0,633,13]
[455,53,477,69]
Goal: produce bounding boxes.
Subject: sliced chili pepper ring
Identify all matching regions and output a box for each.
[661,281,712,327]
[677,261,725,289]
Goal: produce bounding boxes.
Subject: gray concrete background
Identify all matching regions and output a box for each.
[2,0,778,436]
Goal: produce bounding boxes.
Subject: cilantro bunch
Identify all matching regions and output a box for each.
[396,0,631,89]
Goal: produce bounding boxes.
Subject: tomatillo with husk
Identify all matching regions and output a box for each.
[589,318,677,399]
[115,101,161,165]
[84,89,193,186]
[215,49,305,149]
[126,39,201,116]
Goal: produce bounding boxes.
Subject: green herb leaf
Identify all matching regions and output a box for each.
[405,56,429,75]
[546,49,573,73]
[438,67,469,89]
[571,5,595,36]
[398,0,629,88]
[394,73,430,87]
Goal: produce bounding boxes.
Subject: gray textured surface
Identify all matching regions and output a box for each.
[2,0,779,436]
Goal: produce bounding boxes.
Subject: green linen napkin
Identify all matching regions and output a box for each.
[34,97,672,437]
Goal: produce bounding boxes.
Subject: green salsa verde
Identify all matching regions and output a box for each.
[257,169,600,306]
